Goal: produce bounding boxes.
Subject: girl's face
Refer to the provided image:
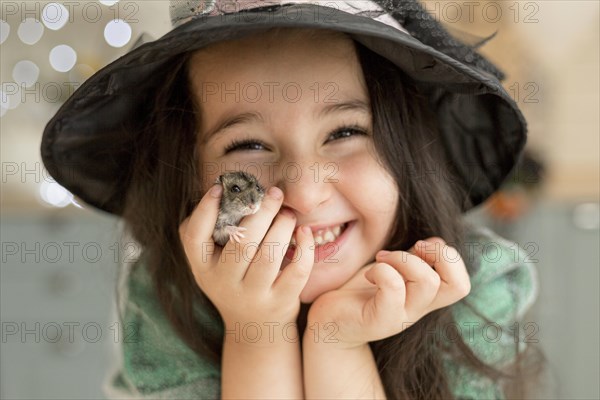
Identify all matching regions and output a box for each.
[189,29,399,303]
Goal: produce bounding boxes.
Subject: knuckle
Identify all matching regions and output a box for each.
[385,273,405,291]
[414,259,438,286]
[458,279,472,297]
[401,251,419,265]
[427,271,441,288]
[448,274,471,298]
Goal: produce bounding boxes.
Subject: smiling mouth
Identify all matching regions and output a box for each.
[289,222,349,247]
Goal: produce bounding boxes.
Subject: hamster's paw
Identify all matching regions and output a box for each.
[226,225,247,243]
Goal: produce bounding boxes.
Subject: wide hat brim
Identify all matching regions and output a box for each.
[41,3,526,215]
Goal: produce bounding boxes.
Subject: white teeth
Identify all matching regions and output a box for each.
[313,223,345,246]
[324,231,335,242]
[289,223,347,247]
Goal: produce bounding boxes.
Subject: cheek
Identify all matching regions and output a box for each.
[340,154,399,255]
[341,152,398,213]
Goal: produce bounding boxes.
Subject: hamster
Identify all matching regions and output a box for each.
[212,171,266,246]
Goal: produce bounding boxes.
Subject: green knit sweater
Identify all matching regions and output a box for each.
[103,226,538,399]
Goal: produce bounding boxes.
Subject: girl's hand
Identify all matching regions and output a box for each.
[306,237,471,348]
[178,184,315,330]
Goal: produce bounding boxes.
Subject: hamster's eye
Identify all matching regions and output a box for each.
[231,185,241,193]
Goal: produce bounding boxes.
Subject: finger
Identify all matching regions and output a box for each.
[363,263,407,339]
[413,239,471,312]
[219,186,284,282]
[273,225,315,298]
[178,184,223,271]
[375,250,440,318]
[244,207,297,288]
[410,237,446,266]
[364,262,406,309]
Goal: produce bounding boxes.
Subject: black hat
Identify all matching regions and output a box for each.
[41,0,526,215]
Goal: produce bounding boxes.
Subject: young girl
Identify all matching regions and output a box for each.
[41,1,543,399]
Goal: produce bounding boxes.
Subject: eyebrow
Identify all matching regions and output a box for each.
[201,99,371,144]
[321,99,371,118]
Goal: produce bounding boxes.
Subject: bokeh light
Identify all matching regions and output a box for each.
[39,181,73,208]
[17,18,44,45]
[49,45,77,72]
[12,60,40,88]
[0,83,21,110]
[42,3,69,31]
[0,20,9,44]
[103,19,131,48]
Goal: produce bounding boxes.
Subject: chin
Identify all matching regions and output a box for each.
[298,258,363,304]
[298,275,341,304]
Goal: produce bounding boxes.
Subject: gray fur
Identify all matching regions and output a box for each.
[212,172,265,246]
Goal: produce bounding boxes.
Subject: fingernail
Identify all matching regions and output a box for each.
[210,184,222,198]
[377,250,390,256]
[268,186,283,199]
[301,225,312,235]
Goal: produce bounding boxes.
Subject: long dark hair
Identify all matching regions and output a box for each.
[121,28,544,399]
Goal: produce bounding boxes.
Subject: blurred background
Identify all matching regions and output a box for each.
[1,1,598,398]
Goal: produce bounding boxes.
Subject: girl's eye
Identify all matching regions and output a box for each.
[231,185,241,193]
[327,126,369,142]
[224,139,267,154]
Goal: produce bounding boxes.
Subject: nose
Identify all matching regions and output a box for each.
[277,161,334,215]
